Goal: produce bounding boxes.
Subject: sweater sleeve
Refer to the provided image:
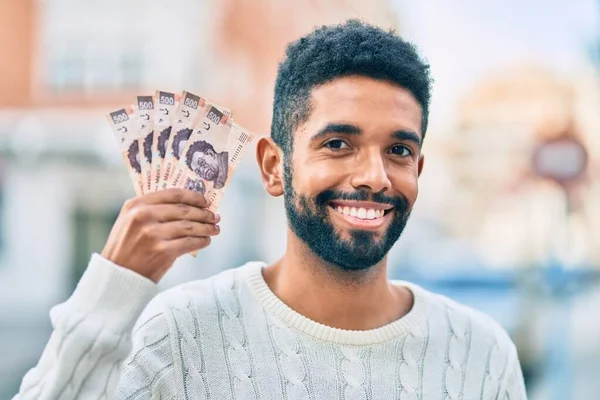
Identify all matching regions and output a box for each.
[115,290,181,399]
[13,254,160,400]
[498,345,528,400]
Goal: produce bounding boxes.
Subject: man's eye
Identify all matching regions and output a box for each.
[324,139,349,150]
[390,145,412,157]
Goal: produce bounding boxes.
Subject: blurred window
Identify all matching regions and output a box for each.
[39,1,148,93]
[45,42,144,93]
[69,206,119,290]
[37,0,207,94]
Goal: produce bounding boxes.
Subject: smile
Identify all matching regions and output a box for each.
[328,201,393,229]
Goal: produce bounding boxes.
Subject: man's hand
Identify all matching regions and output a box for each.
[101,189,220,283]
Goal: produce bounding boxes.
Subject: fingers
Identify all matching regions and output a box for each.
[159,220,220,240]
[163,236,212,256]
[128,188,209,208]
[153,203,220,224]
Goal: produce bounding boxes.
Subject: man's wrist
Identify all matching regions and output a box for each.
[62,253,159,332]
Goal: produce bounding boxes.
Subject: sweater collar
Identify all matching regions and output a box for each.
[241,262,432,346]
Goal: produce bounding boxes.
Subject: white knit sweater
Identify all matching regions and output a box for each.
[15,254,527,399]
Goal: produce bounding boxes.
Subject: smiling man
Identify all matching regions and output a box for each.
[15,20,526,399]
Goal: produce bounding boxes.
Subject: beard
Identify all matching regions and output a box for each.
[283,163,412,272]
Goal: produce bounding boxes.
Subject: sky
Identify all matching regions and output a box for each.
[392,0,600,130]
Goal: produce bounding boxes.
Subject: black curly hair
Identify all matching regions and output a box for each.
[271,19,433,158]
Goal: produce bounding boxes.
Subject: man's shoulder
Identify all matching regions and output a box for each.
[134,262,264,332]
[404,282,516,351]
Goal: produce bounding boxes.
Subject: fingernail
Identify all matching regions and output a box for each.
[214,213,221,222]
[215,224,220,232]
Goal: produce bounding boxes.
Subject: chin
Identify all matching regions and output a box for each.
[328,216,384,241]
[319,236,389,272]
[322,252,386,272]
[331,260,380,272]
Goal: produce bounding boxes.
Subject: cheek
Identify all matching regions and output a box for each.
[393,174,419,205]
[291,158,344,194]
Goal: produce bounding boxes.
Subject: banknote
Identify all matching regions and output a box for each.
[151,90,179,191]
[169,104,234,207]
[134,96,154,194]
[187,121,254,258]
[105,107,145,196]
[160,95,236,191]
[106,90,255,257]
[207,123,255,211]
[158,91,208,190]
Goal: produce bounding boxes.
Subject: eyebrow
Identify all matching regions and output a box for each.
[311,123,422,148]
[312,123,362,140]
[392,130,422,148]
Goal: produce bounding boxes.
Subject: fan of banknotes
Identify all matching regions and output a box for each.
[105,91,255,213]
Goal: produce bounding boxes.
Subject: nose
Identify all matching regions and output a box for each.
[349,151,392,194]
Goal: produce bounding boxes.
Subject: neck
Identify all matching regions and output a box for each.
[262,229,413,331]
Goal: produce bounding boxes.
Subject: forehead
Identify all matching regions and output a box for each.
[303,75,423,137]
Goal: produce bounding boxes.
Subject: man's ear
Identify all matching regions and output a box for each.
[417,153,425,178]
[256,136,285,196]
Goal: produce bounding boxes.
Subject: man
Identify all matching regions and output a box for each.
[185,139,229,189]
[15,20,527,399]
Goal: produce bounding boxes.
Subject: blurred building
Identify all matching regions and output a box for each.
[0,0,403,310]
[2,1,599,398]
[0,0,402,396]
[444,65,600,268]
[0,0,209,316]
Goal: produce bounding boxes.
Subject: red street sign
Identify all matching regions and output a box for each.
[532,136,588,186]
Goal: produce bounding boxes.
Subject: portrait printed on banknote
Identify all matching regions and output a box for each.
[183,177,206,194]
[159,91,208,190]
[169,105,231,197]
[134,96,154,193]
[143,130,153,187]
[105,107,145,196]
[126,139,142,175]
[171,128,193,160]
[157,127,171,159]
[151,90,179,191]
[205,123,255,210]
[184,139,229,190]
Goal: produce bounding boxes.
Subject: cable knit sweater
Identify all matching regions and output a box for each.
[15,254,527,399]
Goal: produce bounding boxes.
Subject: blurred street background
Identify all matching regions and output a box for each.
[1,0,600,398]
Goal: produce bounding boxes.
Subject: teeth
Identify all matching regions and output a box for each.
[333,205,388,220]
[356,208,366,218]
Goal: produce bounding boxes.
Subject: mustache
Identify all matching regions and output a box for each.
[315,189,408,210]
